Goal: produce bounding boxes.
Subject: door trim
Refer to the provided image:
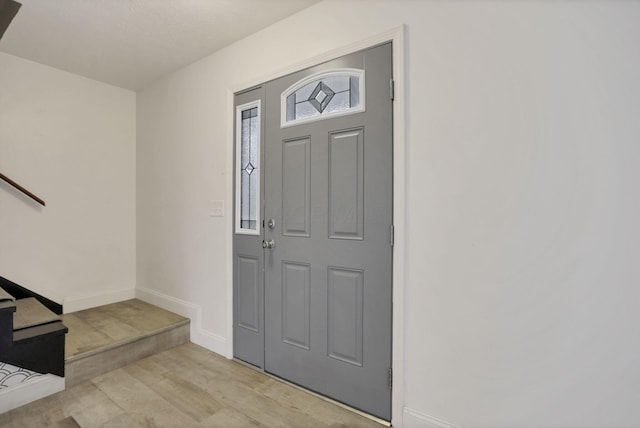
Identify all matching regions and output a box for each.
[226,25,407,427]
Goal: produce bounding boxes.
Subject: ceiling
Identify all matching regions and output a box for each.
[0,0,321,90]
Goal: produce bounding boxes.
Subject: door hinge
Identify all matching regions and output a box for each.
[390,79,395,101]
[388,367,393,389]
[390,225,395,247]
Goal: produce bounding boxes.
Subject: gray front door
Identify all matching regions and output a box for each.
[262,43,393,420]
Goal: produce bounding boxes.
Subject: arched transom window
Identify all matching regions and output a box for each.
[281,68,365,127]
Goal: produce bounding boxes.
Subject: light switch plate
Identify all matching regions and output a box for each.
[210,200,224,217]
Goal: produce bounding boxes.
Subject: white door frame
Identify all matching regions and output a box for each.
[225,26,406,427]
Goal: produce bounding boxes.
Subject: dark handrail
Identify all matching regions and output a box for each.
[0,172,46,206]
[0,1,22,41]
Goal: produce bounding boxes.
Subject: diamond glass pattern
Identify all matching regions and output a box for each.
[308,82,335,113]
[244,162,255,175]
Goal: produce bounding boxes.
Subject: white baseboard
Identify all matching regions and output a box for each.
[135,287,228,356]
[0,374,65,414]
[403,408,461,428]
[62,288,136,313]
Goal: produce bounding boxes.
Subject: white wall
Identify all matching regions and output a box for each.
[0,53,136,311]
[136,1,640,427]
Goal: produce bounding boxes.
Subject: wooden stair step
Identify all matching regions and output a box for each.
[63,299,190,387]
[0,286,15,302]
[1,295,68,377]
[13,297,61,330]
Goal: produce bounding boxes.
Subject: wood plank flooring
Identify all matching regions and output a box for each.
[0,343,383,427]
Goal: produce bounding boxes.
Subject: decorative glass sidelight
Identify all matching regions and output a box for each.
[281,68,365,127]
[236,100,261,235]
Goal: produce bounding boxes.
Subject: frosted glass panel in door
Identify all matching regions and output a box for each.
[235,101,261,235]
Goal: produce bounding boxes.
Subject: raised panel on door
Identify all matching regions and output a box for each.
[281,261,311,350]
[327,267,364,366]
[237,255,259,332]
[282,137,311,237]
[328,128,364,240]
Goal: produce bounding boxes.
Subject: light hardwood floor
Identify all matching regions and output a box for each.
[0,343,384,427]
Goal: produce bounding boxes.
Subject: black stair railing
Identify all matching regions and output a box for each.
[0,172,46,206]
[0,0,22,40]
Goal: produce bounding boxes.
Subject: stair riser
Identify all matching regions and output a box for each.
[0,305,15,350]
[2,331,67,377]
[65,323,189,387]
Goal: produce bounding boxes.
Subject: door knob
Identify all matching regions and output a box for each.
[262,239,276,249]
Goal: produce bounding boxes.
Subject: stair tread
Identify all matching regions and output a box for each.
[13,320,68,343]
[63,299,188,360]
[13,298,61,330]
[0,286,15,302]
